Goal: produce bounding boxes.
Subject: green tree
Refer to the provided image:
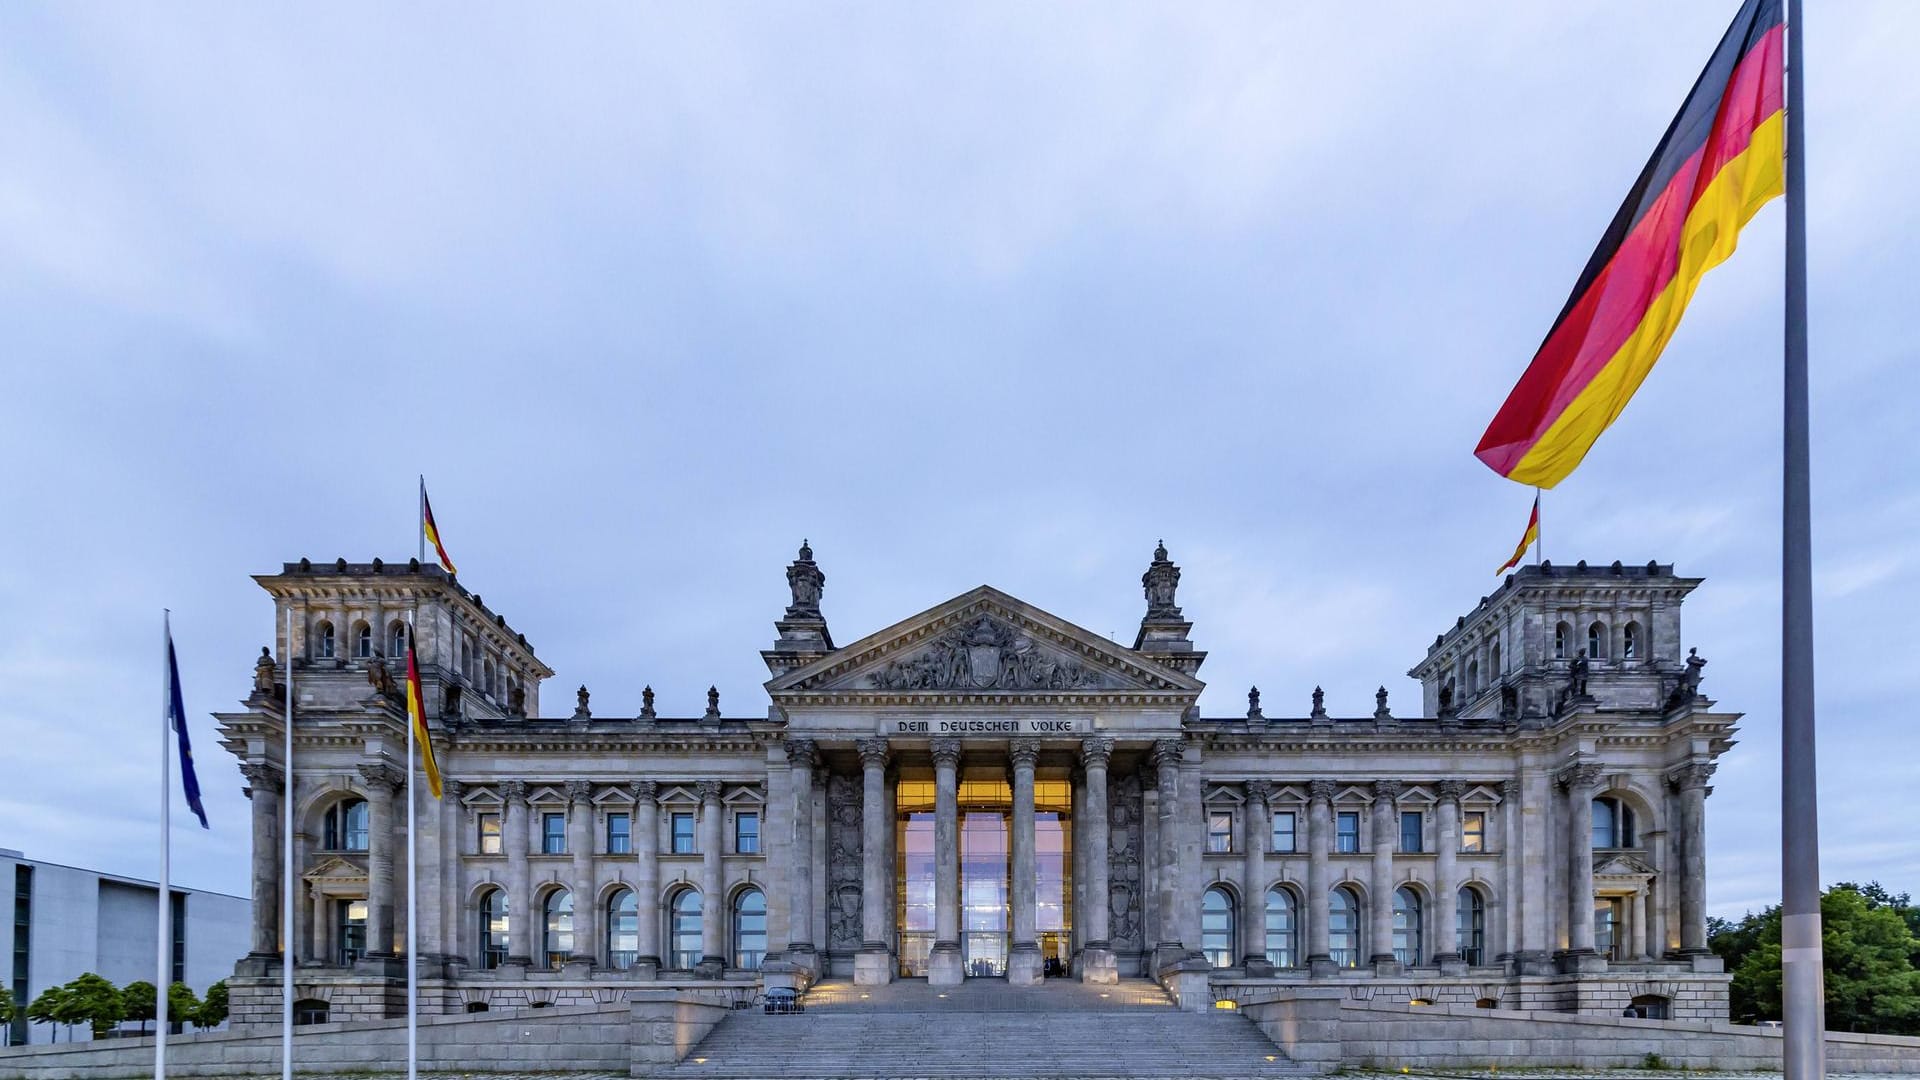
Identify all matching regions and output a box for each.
[62,973,125,1039]
[1714,883,1920,1035]
[0,986,14,1029]
[26,985,73,1042]
[120,980,156,1034]
[166,982,200,1032]
[193,980,229,1031]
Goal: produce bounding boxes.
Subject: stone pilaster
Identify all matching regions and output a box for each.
[438,778,463,961]
[1139,767,1159,952]
[854,739,893,985]
[1242,780,1273,975]
[632,781,661,978]
[1007,738,1043,986]
[697,780,725,977]
[785,740,818,976]
[359,762,403,958]
[928,738,963,986]
[241,762,284,959]
[1369,781,1400,972]
[1078,737,1117,983]
[1306,779,1335,975]
[1434,780,1465,973]
[502,780,532,970]
[1557,761,1606,972]
[1151,739,1186,970]
[1669,762,1716,957]
[563,780,595,973]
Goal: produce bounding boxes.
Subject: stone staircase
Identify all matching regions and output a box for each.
[664,977,1312,1078]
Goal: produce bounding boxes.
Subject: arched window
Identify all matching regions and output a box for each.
[460,643,473,682]
[1458,887,1486,965]
[1200,887,1235,968]
[733,887,767,970]
[1554,622,1571,659]
[464,1001,489,1013]
[1329,887,1361,968]
[1588,620,1607,659]
[1466,660,1479,696]
[388,621,408,657]
[606,889,637,970]
[479,888,509,969]
[315,621,336,660]
[1592,797,1636,849]
[1623,621,1642,660]
[1490,641,1501,675]
[483,659,497,698]
[1265,887,1298,969]
[669,889,703,970]
[1392,887,1422,965]
[293,998,329,1026]
[542,890,574,968]
[353,622,373,659]
[324,799,369,851]
[1629,994,1671,1020]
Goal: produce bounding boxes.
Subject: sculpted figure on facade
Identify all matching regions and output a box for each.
[869,615,1103,691]
[785,539,826,618]
[826,773,864,953]
[1142,541,1181,617]
[253,646,276,697]
[1106,772,1144,953]
[366,652,397,699]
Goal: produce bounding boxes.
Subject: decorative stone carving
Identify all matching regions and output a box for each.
[639,685,656,720]
[1437,681,1455,716]
[1245,779,1274,804]
[1372,780,1402,803]
[1667,761,1716,791]
[1666,648,1708,707]
[1142,541,1182,618]
[253,647,276,696]
[508,684,527,716]
[1374,686,1391,720]
[1569,650,1591,698]
[573,685,591,720]
[856,739,890,770]
[443,778,465,802]
[1310,685,1327,718]
[696,780,723,803]
[1499,683,1519,721]
[785,540,826,619]
[1079,736,1114,768]
[1556,761,1606,793]
[1106,771,1144,955]
[240,761,284,795]
[1308,779,1337,803]
[1436,780,1466,803]
[703,686,721,721]
[928,737,962,770]
[566,780,592,803]
[631,780,658,805]
[1149,738,1183,769]
[826,773,863,955]
[785,738,817,768]
[503,780,528,805]
[867,615,1104,691]
[1246,686,1264,721]
[357,762,403,793]
[1007,737,1040,769]
[365,653,398,699]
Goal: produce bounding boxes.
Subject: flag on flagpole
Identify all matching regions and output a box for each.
[405,646,442,799]
[421,486,458,575]
[1497,494,1542,576]
[1476,0,1785,489]
[165,624,209,829]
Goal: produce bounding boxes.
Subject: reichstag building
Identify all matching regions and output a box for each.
[216,542,1737,1028]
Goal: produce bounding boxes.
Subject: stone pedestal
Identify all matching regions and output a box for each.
[1008,942,1043,986]
[1243,957,1276,978]
[1168,958,1214,1012]
[927,942,964,986]
[1437,955,1470,977]
[1370,956,1403,977]
[630,957,660,982]
[854,948,893,985]
[693,955,725,980]
[1308,956,1340,978]
[1557,948,1606,974]
[1080,944,1118,985]
[783,944,819,981]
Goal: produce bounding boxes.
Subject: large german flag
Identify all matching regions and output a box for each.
[1476,0,1785,488]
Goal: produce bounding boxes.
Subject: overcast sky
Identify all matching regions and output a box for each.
[1,4,1914,919]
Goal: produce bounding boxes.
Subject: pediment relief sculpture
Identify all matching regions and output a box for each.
[867,615,1105,691]
[1592,852,1657,880]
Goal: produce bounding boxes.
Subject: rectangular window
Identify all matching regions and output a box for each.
[1462,811,1486,853]
[671,812,696,854]
[1271,811,1297,854]
[606,813,631,855]
[542,812,566,855]
[1336,812,1360,854]
[735,812,760,854]
[1596,898,1624,961]
[1399,811,1424,854]
[478,813,502,855]
[1206,812,1234,854]
[12,864,32,1046]
[336,898,368,966]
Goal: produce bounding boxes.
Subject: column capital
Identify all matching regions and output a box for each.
[358,761,404,794]
[1666,761,1716,792]
[1149,738,1184,769]
[696,780,724,803]
[929,737,963,770]
[1079,735,1115,769]
[566,779,593,804]
[1435,779,1466,803]
[1499,778,1518,801]
[1245,779,1274,805]
[1308,778,1336,804]
[785,738,818,768]
[443,778,466,802]
[1007,737,1040,770]
[1371,779,1401,803]
[1555,761,1606,793]
[503,780,529,805]
[240,761,284,795]
[631,780,658,805]
[856,738,891,770]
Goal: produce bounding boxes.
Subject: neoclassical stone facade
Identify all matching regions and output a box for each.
[217,544,1737,1027]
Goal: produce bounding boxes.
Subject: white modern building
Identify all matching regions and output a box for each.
[0,850,249,1045]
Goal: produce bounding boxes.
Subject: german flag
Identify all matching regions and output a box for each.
[1497,493,1541,576]
[422,486,457,575]
[1476,0,1785,488]
[406,645,443,799]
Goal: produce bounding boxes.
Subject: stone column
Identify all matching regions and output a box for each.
[785,740,819,977]
[1139,769,1159,952]
[360,762,402,958]
[1069,764,1087,968]
[1516,768,1553,973]
[1434,781,1464,971]
[1007,738,1043,985]
[854,740,893,985]
[1079,738,1117,983]
[1670,762,1715,956]
[439,779,463,960]
[242,763,284,958]
[1242,781,1272,974]
[503,781,532,968]
[309,888,328,965]
[1637,887,1654,961]
[697,781,725,976]
[1558,762,1605,970]
[1306,780,1334,975]
[928,738,964,986]
[564,781,596,972]
[632,782,661,977]
[1150,739,1186,969]
[1369,781,1399,971]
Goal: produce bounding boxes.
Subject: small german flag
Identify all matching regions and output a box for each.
[405,645,442,799]
[1477,0,1784,488]
[422,485,457,575]
[1498,494,1542,576]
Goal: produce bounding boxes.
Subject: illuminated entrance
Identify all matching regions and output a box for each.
[896,774,1073,978]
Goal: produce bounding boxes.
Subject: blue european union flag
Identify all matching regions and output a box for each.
[167,630,209,829]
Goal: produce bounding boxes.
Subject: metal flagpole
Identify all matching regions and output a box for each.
[1534,489,1544,565]
[156,611,172,1080]
[406,610,419,1080]
[1781,1,1825,1077]
[418,476,426,565]
[282,607,295,1080]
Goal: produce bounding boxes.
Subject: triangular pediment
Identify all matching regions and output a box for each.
[766,586,1203,702]
[1593,852,1657,879]
[304,857,368,885]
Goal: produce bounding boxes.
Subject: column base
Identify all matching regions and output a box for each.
[927,941,963,986]
[497,957,531,980]
[1510,951,1557,976]
[1307,954,1339,978]
[1434,953,1469,977]
[234,952,282,978]
[1079,944,1119,985]
[1007,942,1043,986]
[1369,955,1402,977]
[562,958,595,979]
[853,947,894,985]
[784,943,819,980]
[1555,947,1606,974]
[695,955,726,979]
[1242,955,1276,978]
[631,956,661,981]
